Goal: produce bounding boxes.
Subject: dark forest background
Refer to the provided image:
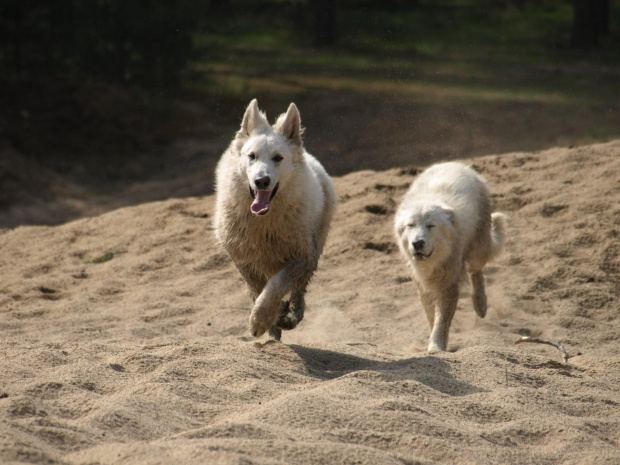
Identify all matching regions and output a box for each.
[1,0,619,227]
[1,0,616,85]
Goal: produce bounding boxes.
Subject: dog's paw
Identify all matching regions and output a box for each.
[276,299,304,330]
[428,335,448,352]
[473,292,487,318]
[277,312,299,330]
[428,341,446,352]
[249,293,281,337]
[249,301,279,338]
[249,312,271,338]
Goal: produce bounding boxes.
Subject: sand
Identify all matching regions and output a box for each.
[1,141,619,464]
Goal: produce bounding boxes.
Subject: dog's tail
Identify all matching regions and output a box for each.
[489,212,507,260]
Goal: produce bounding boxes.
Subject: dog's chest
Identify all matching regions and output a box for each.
[226,210,311,276]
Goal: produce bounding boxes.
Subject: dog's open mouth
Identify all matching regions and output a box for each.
[249,183,279,215]
[414,250,433,260]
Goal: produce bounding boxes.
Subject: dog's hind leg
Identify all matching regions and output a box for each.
[470,270,487,318]
[268,326,282,341]
[276,248,319,331]
[428,286,459,352]
[267,299,296,340]
[277,289,307,330]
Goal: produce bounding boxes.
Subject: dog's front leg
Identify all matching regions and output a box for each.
[427,286,459,352]
[417,285,436,329]
[236,263,284,340]
[249,257,315,337]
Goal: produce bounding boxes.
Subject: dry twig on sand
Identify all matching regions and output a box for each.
[514,336,570,363]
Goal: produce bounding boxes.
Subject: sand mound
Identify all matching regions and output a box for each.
[1,141,619,464]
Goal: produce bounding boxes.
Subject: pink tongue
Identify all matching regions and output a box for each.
[251,189,272,215]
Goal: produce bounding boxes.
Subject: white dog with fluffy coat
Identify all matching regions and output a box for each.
[214,100,336,341]
[395,162,506,351]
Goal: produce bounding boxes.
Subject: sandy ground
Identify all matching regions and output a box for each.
[1,141,619,464]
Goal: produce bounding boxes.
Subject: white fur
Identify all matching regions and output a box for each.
[215,100,337,339]
[395,162,507,351]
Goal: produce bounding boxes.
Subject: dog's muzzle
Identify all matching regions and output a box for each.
[249,183,279,201]
[249,183,279,216]
[413,249,433,260]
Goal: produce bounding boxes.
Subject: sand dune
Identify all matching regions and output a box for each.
[1,141,619,464]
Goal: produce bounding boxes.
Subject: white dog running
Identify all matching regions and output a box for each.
[395,162,507,351]
[214,99,337,340]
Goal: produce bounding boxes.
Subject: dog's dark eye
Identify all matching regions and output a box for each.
[272,154,283,163]
[407,223,416,228]
[427,224,435,229]
[248,153,256,161]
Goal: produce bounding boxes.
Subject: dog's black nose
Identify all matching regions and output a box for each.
[413,240,425,251]
[254,176,271,190]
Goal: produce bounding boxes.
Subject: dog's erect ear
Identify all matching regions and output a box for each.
[275,103,302,145]
[237,99,269,139]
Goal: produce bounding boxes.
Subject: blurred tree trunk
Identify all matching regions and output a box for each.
[571,0,609,48]
[598,0,609,36]
[1,5,24,78]
[315,0,336,47]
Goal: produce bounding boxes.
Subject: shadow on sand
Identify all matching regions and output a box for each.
[288,344,486,397]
